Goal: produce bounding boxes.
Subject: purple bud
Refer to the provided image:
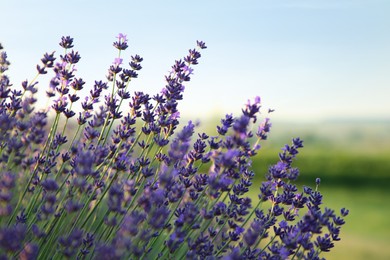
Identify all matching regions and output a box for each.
[41,179,59,191]
[59,36,74,49]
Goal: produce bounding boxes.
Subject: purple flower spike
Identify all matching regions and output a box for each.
[0,36,347,260]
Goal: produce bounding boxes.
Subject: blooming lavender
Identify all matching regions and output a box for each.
[0,35,348,259]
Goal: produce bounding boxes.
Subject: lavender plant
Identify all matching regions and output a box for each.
[0,35,348,259]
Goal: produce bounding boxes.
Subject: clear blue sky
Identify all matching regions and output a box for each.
[1,0,389,121]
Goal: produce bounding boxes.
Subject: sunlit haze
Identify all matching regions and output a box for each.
[1,0,389,122]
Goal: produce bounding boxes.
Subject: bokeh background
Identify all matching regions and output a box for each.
[1,0,389,259]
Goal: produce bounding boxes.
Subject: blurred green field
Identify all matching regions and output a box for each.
[251,120,390,185]
[320,187,390,260]
[255,120,390,259]
[195,118,390,259]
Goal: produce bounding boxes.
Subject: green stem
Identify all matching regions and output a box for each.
[7,112,61,226]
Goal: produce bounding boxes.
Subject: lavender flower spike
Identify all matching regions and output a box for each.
[0,35,348,260]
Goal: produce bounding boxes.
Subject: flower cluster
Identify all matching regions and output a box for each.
[0,35,348,259]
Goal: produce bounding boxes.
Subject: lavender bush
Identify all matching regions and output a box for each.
[0,35,348,259]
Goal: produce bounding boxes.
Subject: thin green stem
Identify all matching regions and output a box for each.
[7,112,61,226]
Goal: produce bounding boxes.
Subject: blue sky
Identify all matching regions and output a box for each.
[1,0,389,121]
